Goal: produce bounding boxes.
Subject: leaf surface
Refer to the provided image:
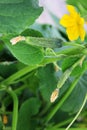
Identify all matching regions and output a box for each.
[0,0,42,34]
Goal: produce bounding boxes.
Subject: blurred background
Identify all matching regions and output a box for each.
[37,0,67,25]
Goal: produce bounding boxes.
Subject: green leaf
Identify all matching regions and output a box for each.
[0,61,26,78]
[6,41,44,65]
[46,128,87,130]
[71,61,86,77]
[37,64,57,102]
[21,28,43,37]
[0,0,23,4]
[17,98,41,130]
[66,0,87,16]
[0,0,42,34]
[26,74,39,93]
[0,121,3,130]
[0,41,4,51]
[66,0,79,5]
[60,71,87,113]
[62,57,79,72]
[0,62,18,78]
[66,0,87,9]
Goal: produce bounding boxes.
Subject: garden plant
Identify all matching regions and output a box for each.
[0,0,87,130]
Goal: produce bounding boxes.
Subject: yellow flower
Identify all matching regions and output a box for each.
[60,5,86,41]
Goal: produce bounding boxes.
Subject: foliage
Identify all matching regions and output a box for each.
[0,0,87,130]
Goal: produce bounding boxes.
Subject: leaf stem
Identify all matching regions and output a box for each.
[3,85,26,108]
[65,94,87,130]
[54,109,87,128]
[0,65,41,87]
[7,88,18,130]
[63,41,85,48]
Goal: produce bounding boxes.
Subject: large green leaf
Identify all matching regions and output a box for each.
[6,41,44,65]
[0,0,23,4]
[17,98,41,130]
[0,0,42,34]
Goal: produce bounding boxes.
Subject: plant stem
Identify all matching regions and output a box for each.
[56,46,85,56]
[3,85,26,108]
[7,88,18,130]
[0,111,12,115]
[65,94,87,130]
[14,85,26,94]
[54,118,73,128]
[63,41,85,48]
[1,65,41,86]
[3,127,12,130]
[54,109,87,128]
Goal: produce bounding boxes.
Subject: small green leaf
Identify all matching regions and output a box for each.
[6,41,44,65]
[21,28,43,37]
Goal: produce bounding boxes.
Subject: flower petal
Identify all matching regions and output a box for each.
[79,26,86,41]
[67,5,77,15]
[66,26,79,40]
[60,14,75,27]
[79,17,84,25]
[60,5,86,41]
